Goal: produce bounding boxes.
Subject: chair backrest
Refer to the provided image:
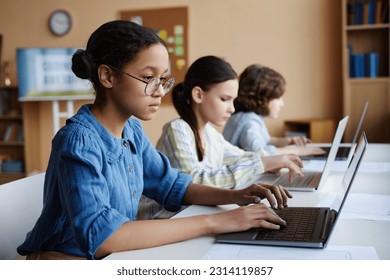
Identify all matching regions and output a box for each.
[0,172,45,259]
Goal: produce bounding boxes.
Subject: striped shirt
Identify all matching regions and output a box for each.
[156,119,266,189]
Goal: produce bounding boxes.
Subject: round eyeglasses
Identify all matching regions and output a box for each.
[108,65,175,96]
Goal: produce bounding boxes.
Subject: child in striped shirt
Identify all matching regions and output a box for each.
[139,56,303,219]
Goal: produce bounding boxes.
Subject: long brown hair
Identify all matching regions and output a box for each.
[171,55,237,161]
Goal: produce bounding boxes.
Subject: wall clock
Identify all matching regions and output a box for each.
[48,10,72,36]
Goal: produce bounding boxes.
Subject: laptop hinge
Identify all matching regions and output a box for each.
[320,209,337,240]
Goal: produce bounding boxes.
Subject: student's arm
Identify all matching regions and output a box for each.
[95,201,286,259]
[182,182,292,209]
[276,145,326,157]
[270,136,310,147]
[261,153,304,182]
[157,120,265,189]
[223,133,304,183]
[270,136,291,147]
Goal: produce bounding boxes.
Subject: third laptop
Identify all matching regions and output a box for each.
[302,101,368,161]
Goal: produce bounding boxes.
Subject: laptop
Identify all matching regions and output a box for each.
[302,101,368,161]
[260,116,349,192]
[216,132,367,249]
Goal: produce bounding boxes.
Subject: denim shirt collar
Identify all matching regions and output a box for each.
[67,104,137,161]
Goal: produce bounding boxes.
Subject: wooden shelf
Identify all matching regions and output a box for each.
[0,86,25,184]
[348,77,390,82]
[284,119,336,143]
[346,23,390,30]
[342,0,390,143]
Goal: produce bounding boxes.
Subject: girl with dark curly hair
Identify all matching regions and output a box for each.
[223,64,322,156]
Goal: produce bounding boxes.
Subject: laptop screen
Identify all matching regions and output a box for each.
[350,101,368,146]
[318,116,349,187]
[331,132,367,212]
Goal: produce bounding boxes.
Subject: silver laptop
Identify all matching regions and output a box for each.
[216,132,367,249]
[260,116,349,192]
[302,101,368,161]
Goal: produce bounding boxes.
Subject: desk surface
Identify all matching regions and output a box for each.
[105,144,390,260]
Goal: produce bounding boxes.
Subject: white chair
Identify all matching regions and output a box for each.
[0,172,45,259]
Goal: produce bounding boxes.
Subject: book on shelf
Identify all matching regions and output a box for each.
[348,44,379,78]
[363,0,377,24]
[368,0,376,23]
[348,45,354,78]
[3,125,12,142]
[349,0,389,25]
[365,52,379,77]
[2,123,21,142]
[354,1,364,25]
[350,53,365,78]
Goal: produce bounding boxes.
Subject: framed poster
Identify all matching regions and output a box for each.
[120,7,188,105]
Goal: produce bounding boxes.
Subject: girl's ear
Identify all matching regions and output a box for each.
[191,86,204,104]
[98,65,114,89]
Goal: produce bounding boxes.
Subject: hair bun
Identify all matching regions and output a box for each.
[72,49,94,79]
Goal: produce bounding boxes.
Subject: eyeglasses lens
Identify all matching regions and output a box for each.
[145,78,175,96]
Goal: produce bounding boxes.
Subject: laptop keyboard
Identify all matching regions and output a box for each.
[274,172,317,188]
[254,208,320,242]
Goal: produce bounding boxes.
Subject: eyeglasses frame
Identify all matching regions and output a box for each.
[108,65,174,96]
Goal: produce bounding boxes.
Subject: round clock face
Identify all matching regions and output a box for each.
[49,10,72,36]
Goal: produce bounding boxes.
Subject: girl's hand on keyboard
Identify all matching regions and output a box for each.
[262,153,304,183]
[233,183,292,209]
[209,204,287,233]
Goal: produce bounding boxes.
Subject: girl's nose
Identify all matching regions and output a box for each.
[151,84,165,97]
[229,102,235,114]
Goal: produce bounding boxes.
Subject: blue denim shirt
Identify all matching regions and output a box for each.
[223,112,278,155]
[17,104,192,259]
